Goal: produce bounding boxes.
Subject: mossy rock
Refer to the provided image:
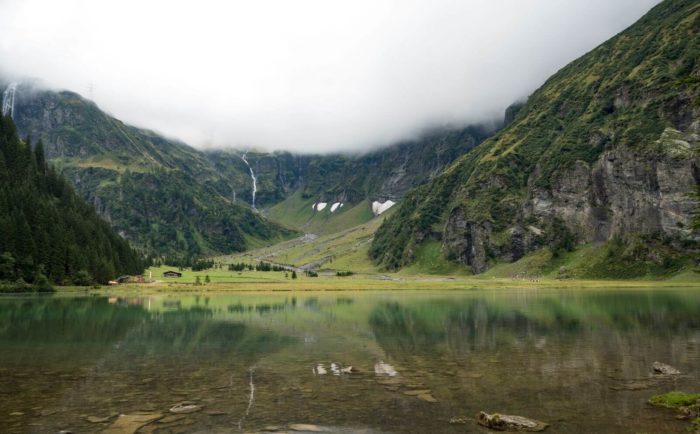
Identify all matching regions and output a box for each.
[648,392,700,409]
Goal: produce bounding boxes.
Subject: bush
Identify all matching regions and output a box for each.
[73,270,93,286]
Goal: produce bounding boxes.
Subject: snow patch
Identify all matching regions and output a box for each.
[316,202,327,212]
[330,202,342,213]
[372,200,395,216]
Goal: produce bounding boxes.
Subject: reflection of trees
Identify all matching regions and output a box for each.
[369,292,700,359]
[0,297,150,343]
[228,301,291,316]
[369,302,444,354]
[127,307,294,360]
[0,297,294,359]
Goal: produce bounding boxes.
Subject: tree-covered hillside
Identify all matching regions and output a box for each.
[0,115,144,289]
[8,87,296,263]
[7,81,494,251]
[371,0,700,277]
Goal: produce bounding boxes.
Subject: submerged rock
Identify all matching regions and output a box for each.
[85,414,114,423]
[205,410,227,416]
[288,423,327,432]
[610,380,652,391]
[158,415,186,424]
[477,411,549,432]
[169,403,202,414]
[102,412,163,434]
[403,389,431,396]
[652,361,681,375]
[374,362,397,377]
[416,393,437,402]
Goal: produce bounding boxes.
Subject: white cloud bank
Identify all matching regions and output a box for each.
[0,0,660,153]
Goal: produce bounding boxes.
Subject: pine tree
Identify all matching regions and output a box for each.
[34,139,46,173]
[0,115,144,291]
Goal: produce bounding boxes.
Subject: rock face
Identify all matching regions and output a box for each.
[444,128,700,271]
[526,129,699,244]
[443,214,491,273]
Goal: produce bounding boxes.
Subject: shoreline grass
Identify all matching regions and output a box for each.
[45,271,700,296]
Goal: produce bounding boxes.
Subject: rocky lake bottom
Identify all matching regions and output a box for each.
[1,288,699,433]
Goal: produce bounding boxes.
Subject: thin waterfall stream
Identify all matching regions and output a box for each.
[2,82,18,118]
[240,153,257,210]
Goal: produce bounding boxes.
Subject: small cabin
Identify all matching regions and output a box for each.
[163,270,183,278]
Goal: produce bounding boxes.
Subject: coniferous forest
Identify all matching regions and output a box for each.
[0,115,144,291]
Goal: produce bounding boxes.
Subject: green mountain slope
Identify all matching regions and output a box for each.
[0,115,144,289]
[371,0,700,277]
[7,83,493,260]
[8,86,296,262]
[223,213,389,274]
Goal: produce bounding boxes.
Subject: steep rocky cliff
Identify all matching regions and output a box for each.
[372,0,700,276]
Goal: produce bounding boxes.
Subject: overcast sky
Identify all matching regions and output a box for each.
[0,0,660,153]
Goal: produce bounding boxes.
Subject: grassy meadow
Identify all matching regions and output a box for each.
[75,262,700,295]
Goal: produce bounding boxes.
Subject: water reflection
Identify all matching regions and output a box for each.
[370,292,700,357]
[0,290,698,434]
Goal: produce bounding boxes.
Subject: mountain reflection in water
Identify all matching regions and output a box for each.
[0,289,698,433]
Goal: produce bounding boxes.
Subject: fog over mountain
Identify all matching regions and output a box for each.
[0,0,660,153]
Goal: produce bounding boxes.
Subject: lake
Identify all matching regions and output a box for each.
[1,289,699,433]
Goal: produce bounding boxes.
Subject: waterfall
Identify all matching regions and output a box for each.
[240,153,257,209]
[2,82,18,118]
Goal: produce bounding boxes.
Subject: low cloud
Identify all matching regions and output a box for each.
[0,0,660,153]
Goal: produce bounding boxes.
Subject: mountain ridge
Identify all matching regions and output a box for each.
[370,0,700,277]
[7,84,296,263]
[4,81,498,261]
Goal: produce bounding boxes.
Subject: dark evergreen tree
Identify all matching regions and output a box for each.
[0,115,145,291]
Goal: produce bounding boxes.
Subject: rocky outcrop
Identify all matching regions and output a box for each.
[441,125,699,273]
[443,210,491,273]
[526,127,699,244]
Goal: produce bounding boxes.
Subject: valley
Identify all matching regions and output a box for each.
[0,0,699,288]
[2,1,700,433]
